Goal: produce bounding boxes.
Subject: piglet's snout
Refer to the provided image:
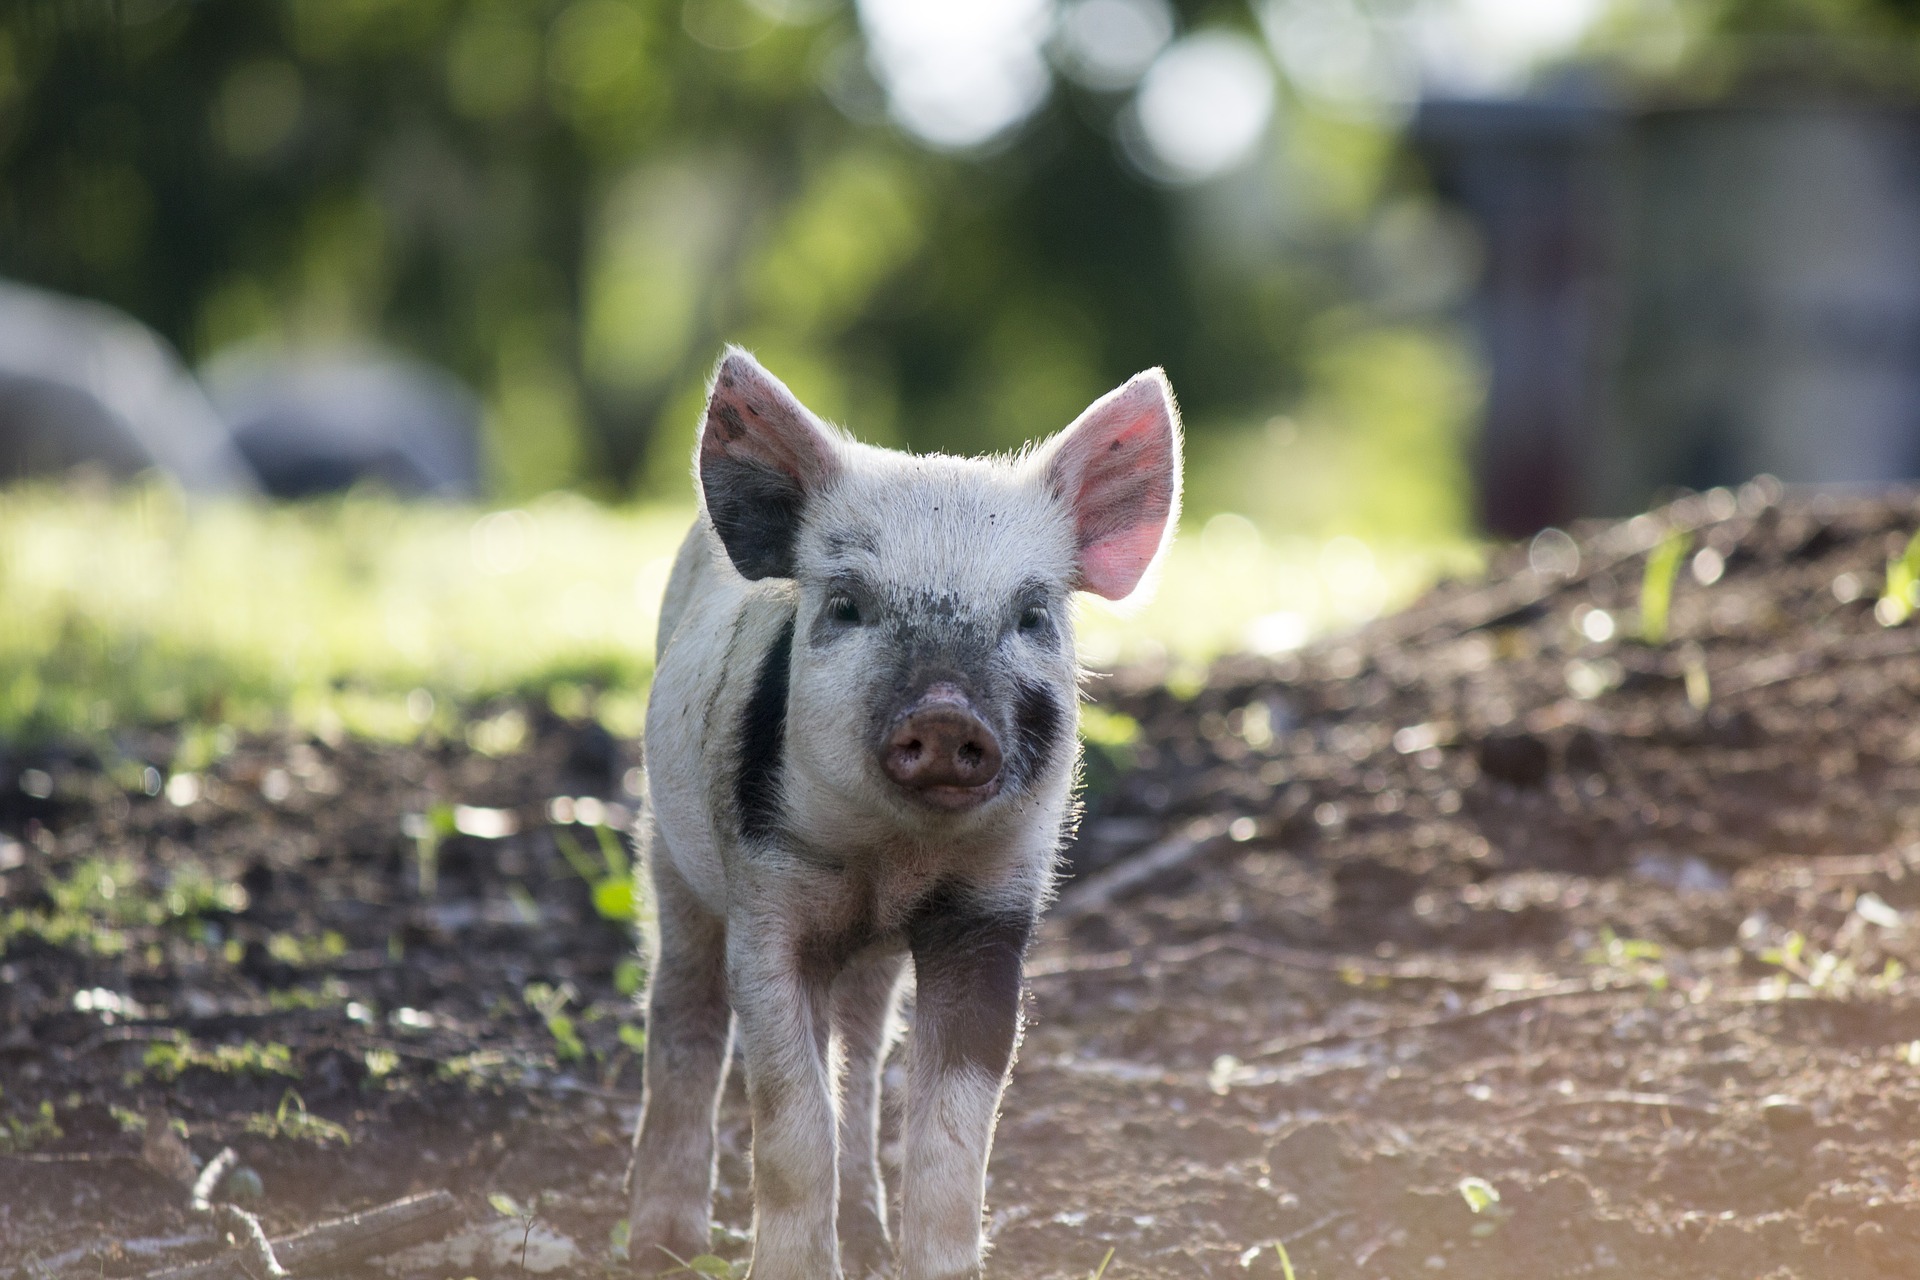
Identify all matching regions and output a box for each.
[881,683,1003,808]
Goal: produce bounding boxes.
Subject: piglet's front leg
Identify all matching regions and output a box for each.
[900,892,1032,1280]
[730,917,841,1280]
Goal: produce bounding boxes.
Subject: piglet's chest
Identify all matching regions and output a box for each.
[783,859,955,968]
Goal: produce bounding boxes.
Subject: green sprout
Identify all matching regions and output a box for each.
[142,1034,297,1081]
[1273,1240,1298,1280]
[556,824,640,924]
[1879,530,1920,626]
[244,1089,350,1146]
[1640,529,1690,644]
[1459,1176,1501,1214]
[523,982,586,1062]
[0,1098,61,1154]
[1585,926,1668,990]
[1459,1175,1507,1236]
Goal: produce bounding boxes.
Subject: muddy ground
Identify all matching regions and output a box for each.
[7,480,1920,1278]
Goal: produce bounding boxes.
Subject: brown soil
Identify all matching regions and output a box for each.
[7,481,1920,1279]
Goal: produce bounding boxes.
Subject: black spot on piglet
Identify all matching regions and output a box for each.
[736,614,795,840]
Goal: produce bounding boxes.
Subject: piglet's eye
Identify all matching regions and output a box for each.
[828,595,862,625]
[1018,605,1049,632]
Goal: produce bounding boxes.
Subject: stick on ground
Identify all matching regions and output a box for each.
[134,1190,459,1280]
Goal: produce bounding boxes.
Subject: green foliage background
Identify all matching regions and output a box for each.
[0,0,1476,525]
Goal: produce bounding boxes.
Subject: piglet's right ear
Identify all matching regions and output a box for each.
[1042,369,1183,602]
[697,347,841,580]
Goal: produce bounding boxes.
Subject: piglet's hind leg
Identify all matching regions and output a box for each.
[629,854,732,1271]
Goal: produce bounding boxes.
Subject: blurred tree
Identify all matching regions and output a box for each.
[0,0,1465,525]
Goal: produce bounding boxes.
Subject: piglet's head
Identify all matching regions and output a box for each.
[1033,368,1183,602]
[696,347,844,581]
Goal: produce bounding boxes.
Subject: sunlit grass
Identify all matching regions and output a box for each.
[0,483,1481,745]
[0,483,685,743]
[1079,510,1480,679]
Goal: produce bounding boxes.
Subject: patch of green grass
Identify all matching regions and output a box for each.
[142,1033,298,1081]
[0,1095,61,1154]
[0,484,686,744]
[1,484,1477,747]
[1,856,247,957]
[243,1089,350,1146]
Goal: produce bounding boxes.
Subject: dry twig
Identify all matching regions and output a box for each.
[1052,815,1233,917]
[135,1189,457,1280]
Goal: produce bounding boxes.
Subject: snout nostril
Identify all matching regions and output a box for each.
[882,698,1003,800]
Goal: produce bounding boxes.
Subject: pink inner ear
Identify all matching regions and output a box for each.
[702,351,836,487]
[1053,374,1180,601]
[1081,521,1169,600]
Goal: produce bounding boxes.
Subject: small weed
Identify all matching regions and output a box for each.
[1757,931,1902,996]
[523,982,586,1062]
[0,856,248,957]
[1681,643,1711,710]
[1879,530,1920,626]
[556,824,640,924]
[436,1049,514,1087]
[364,1047,400,1081]
[403,805,457,897]
[614,956,647,997]
[1272,1240,1297,1280]
[1459,1175,1507,1237]
[143,1033,297,1081]
[0,1097,61,1154]
[1640,529,1690,644]
[1585,927,1668,990]
[264,930,349,968]
[265,979,350,1012]
[1459,1176,1500,1213]
[244,1089,350,1146]
[1086,1246,1116,1279]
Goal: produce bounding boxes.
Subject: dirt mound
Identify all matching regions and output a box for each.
[6,481,1920,1278]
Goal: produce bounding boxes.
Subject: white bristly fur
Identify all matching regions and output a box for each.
[627,348,1181,1280]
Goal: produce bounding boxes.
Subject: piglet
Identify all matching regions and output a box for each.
[628,348,1182,1279]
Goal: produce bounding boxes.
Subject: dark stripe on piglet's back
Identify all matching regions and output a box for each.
[736,614,796,840]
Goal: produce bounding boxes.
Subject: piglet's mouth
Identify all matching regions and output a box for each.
[879,686,1005,812]
[909,776,1004,812]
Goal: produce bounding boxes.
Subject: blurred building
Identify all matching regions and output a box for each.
[0,281,482,500]
[202,350,483,500]
[1418,91,1920,535]
[0,280,256,494]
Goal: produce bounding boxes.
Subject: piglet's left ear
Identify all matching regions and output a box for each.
[1041,369,1183,601]
[697,347,842,581]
